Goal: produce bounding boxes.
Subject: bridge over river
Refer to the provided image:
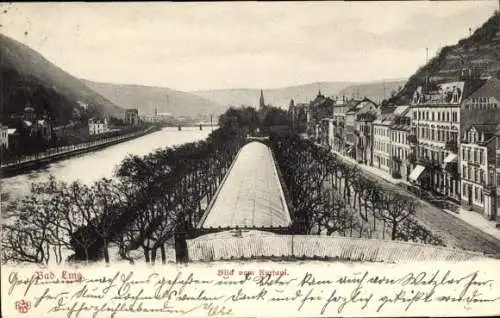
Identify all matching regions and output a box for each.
[184,141,489,263]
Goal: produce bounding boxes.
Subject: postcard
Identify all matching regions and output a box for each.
[1,2,500,317]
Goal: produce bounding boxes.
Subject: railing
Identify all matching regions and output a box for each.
[1,126,156,168]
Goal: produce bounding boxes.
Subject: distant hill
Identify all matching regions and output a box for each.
[192,80,407,109]
[0,33,123,125]
[391,12,500,105]
[191,82,353,109]
[83,80,226,119]
[338,79,407,104]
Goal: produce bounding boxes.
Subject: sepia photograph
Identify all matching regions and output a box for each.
[1,1,500,317]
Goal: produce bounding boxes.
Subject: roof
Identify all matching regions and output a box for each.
[393,105,410,116]
[186,230,485,262]
[373,113,393,126]
[198,141,291,229]
[463,77,500,102]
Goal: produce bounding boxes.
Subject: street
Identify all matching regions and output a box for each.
[359,163,500,256]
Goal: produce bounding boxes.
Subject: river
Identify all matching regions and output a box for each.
[0,127,214,208]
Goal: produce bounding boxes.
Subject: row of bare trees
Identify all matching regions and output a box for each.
[2,124,247,265]
[270,132,444,245]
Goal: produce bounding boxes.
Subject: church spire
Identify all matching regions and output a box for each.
[259,89,265,108]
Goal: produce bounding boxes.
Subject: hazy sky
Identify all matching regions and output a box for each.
[1,2,498,91]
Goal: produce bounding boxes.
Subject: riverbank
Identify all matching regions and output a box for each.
[1,125,161,177]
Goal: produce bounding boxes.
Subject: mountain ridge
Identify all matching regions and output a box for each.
[82,80,226,119]
[191,79,407,108]
[391,12,500,104]
[0,33,123,124]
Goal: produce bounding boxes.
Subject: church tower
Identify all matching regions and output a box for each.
[259,89,265,108]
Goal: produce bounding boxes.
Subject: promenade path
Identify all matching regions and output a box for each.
[197,141,291,229]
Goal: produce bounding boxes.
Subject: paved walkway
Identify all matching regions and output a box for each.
[448,207,500,241]
[330,149,500,251]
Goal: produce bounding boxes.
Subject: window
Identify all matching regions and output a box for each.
[480,170,484,183]
[462,165,466,178]
[474,149,478,163]
[474,187,478,200]
[480,189,484,203]
[437,113,441,121]
[480,150,484,164]
[432,112,435,121]
[462,148,466,160]
[446,112,450,122]
[413,112,417,120]
[467,148,471,161]
[463,184,467,196]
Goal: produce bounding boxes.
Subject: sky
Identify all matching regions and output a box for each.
[1,2,498,91]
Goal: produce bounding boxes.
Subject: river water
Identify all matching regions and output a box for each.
[1,127,214,207]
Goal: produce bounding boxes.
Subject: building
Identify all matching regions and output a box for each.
[353,99,379,164]
[34,118,53,143]
[142,111,173,123]
[496,129,500,217]
[0,125,8,149]
[389,106,412,180]
[342,98,378,160]
[331,97,355,153]
[460,124,497,219]
[461,77,500,110]
[125,109,139,125]
[373,113,393,174]
[307,90,335,141]
[88,118,109,135]
[23,106,35,122]
[409,81,468,200]
[259,89,266,108]
[7,128,19,150]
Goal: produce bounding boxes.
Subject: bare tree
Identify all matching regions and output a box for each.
[376,193,418,240]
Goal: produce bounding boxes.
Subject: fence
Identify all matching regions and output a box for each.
[1,127,155,168]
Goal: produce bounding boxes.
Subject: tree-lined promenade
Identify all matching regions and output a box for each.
[271,132,443,244]
[2,105,499,265]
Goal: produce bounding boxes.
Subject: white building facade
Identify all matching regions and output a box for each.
[88,118,109,135]
[0,125,8,149]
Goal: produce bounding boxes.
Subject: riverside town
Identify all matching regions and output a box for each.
[1,3,500,267]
